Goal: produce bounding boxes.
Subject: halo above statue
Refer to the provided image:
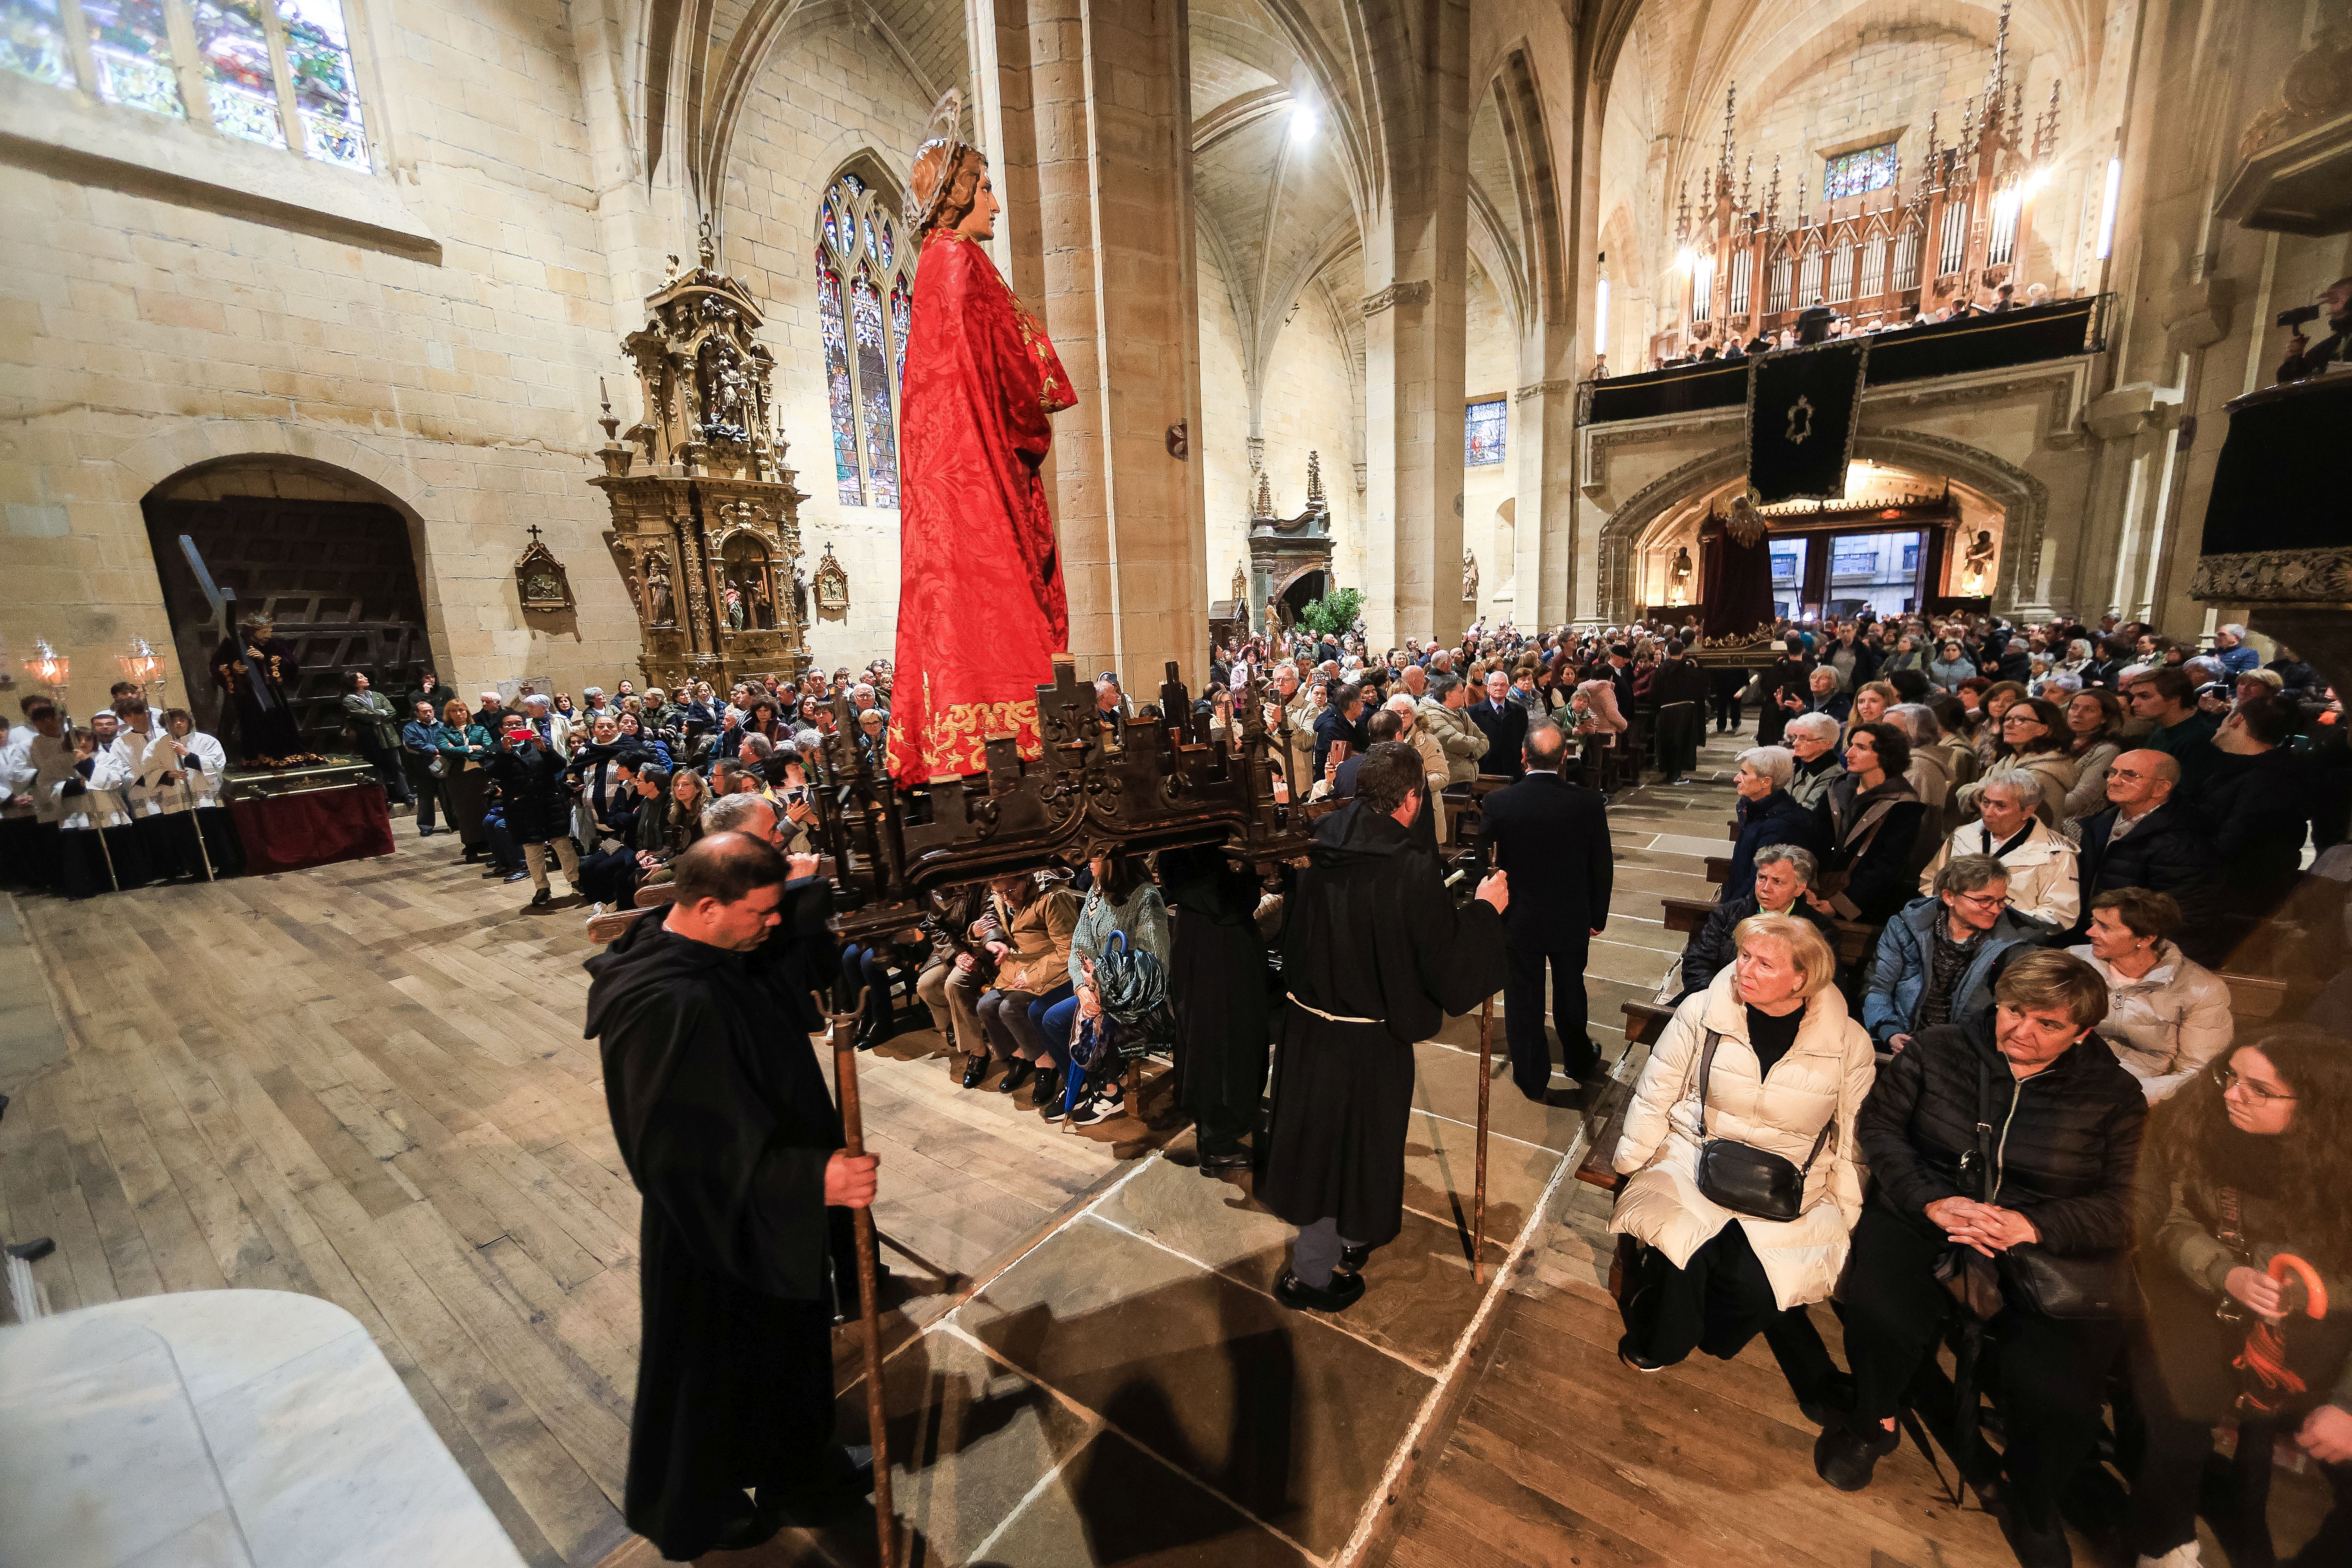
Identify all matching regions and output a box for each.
[904,89,975,234]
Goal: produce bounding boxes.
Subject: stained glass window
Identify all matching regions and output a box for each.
[1465,398,1506,466]
[815,171,918,508]
[1824,142,1899,202]
[19,0,370,167]
[819,263,863,507]
[196,0,284,147]
[85,0,186,117]
[276,0,365,167]
[0,0,73,87]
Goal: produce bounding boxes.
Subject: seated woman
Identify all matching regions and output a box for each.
[840,922,932,1050]
[1677,845,1840,1001]
[976,871,1082,1109]
[614,710,671,767]
[1819,951,2144,1568]
[1612,913,1875,1421]
[1797,665,1853,724]
[576,761,665,913]
[1783,713,1847,810]
[1916,767,2080,930]
[1036,845,1171,1126]
[1811,721,1925,924]
[2129,1028,2352,1568]
[1957,696,2076,826]
[2061,688,2128,830]
[1724,746,1825,905]
[2069,887,2232,1103]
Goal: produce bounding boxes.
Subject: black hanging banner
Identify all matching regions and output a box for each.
[1746,340,1869,504]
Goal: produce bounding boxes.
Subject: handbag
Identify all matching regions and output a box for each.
[1691,1030,1831,1223]
[1966,1056,2142,1320]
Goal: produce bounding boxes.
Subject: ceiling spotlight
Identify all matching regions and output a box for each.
[1290,103,1317,143]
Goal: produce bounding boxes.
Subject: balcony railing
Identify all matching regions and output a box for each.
[1577,293,2110,426]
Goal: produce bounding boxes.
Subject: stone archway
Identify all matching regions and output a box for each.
[1592,429,2050,623]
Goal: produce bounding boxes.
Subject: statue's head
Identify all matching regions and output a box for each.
[906,89,986,236]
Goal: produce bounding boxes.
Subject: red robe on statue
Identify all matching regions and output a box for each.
[887,229,1078,780]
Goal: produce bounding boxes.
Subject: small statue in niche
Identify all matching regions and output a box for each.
[1231,560,1249,605]
[1462,548,1480,603]
[724,585,746,630]
[748,577,775,631]
[1962,527,1997,588]
[1670,546,1694,588]
[643,550,676,626]
[791,566,809,625]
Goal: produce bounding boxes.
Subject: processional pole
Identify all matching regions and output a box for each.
[822,988,897,1568]
[1474,993,1494,1284]
[180,772,216,882]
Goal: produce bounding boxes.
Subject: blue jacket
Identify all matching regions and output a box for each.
[1724,788,1824,905]
[400,719,440,759]
[2214,643,2260,677]
[1863,896,2043,1048]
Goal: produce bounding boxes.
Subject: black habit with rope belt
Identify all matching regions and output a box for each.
[1260,800,1506,1245]
[583,879,848,1561]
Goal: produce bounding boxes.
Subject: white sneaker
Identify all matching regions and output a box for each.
[2135,1547,2204,1568]
[1069,1081,1125,1127]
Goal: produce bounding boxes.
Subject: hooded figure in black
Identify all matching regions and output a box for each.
[1160,843,1274,1171]
[582,832,868,1559]
[1259,742,1510,1312]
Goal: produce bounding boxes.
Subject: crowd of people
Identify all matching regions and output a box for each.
[8,597,2347,1567]
[1622,280,2091,375]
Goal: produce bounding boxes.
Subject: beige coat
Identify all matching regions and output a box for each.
[2067,940,2234,1101]
[1609,970,1877,1310]
[1418,695,1488,784]
[989,882,1081,994]
[1918,815,2081,929]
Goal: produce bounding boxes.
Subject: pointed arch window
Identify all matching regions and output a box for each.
[815,172,918,508]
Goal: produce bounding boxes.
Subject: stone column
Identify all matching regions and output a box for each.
[1359,0,1470,650]
[1513,377,1577,628]
[968,0,1209,686]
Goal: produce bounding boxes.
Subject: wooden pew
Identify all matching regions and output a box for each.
[1658,893,1878,965]
[1575,998,1680,1192]
[2220,971,2288,1022]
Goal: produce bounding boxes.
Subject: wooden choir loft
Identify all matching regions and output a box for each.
[1661,2,2065,361]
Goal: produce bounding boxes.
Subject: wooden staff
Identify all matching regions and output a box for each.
[824,989,896,1568]
[1474,992,1493,1284]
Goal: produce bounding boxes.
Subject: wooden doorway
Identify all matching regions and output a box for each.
[143,494,433,757]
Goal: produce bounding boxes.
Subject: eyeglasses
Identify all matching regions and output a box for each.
[1951,891,2008,912]
[2212,1063,2297,1102]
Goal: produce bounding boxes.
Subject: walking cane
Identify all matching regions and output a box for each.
[822,988,897,1568]
[1474,992,1494,1284]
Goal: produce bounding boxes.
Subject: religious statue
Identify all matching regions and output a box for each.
[1670,546,1694,589]
[1462,548,1479,603]
[747,578,775,631]
[1231,560,1249,605]
[886,90,1079,780]
[791,565,809,625]
[1962,527,1998,588]
[642,550,675,627]
[210,613,319,768]
[723,585,745,630]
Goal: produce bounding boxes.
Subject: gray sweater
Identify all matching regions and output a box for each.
[1068,881,1171,991]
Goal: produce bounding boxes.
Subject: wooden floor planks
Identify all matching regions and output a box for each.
[0,829,1154,1567]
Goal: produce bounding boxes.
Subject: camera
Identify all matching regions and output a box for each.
[2278,304,2323,329]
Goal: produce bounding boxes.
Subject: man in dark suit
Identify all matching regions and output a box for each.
[1468,669,1527,780]
[1796,298,1837,344]
[1312,680,1368,781]
[2071,748,2226,964]
[1476,723,1614,1101]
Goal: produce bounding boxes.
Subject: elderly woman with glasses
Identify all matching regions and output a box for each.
[1819,952,2145,1568]
[2128,1028,2352,1568]
[1916,767,2080,930]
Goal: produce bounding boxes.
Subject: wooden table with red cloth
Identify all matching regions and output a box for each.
[228,782,396,874]
[887,227,1078,782]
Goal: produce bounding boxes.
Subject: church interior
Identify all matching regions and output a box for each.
[4,0,2352,1564]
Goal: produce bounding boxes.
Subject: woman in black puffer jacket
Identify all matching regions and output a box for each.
[1814,950,2147,1568]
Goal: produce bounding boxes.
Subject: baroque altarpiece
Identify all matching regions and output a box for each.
[592,234,810,693]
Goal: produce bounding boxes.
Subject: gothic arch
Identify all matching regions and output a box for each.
[1592,427,2049,621]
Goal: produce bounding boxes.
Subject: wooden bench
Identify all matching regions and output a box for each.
[1658,893,1878,965]
[2220,971,2289,1022]
[1574,998,1680,1192]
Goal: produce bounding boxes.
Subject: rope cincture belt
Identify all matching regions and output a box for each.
[1286,993,1385,1026]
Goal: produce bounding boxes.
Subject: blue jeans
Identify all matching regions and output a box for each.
[1039,994,1082,1061]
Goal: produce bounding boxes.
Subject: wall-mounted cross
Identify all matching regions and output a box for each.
[526,524,545,546]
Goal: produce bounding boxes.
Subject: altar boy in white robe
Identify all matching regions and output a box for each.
[53,727,135,898]
[154,708,241,878]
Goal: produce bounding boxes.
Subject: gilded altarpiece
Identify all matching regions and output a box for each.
[592,237,810,692]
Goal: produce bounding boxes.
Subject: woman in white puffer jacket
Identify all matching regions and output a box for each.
[1610,911,1878,1419]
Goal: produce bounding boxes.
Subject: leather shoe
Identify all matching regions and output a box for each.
[1813,1421,1898,1492]
[1988,1479,2073,1568]
[1033,1067,1063,1111]
[999,1058,1034,1094]
[960,1054,987,1089]
[1197,1147,1252,1174]
[1334,1242,1372,1275]
[1274,1267,1366,1314]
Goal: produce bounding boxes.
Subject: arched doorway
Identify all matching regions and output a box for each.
[1279,567,1330,626]
[142,458,434,758]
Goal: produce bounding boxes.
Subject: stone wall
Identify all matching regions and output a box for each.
[1461,262,1518,628]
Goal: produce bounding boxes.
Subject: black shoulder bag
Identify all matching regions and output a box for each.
[1970,1055,2142,1320]
[1693,1030,1832,1223]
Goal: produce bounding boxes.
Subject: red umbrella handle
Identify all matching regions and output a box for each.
[2269,1253,2329,1319]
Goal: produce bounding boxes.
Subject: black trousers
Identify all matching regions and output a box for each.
[401,754,440,831]
[1711,670,1747,731]
[1,814,55,889]
[1504,935,1594,1097]
[1628,1222,1839,1403]
[1840,1205,2123,1527]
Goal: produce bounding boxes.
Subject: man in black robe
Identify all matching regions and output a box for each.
[1160,843,1273,1174]
[583,832,875,1559]
[1259,742,1509,1312]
